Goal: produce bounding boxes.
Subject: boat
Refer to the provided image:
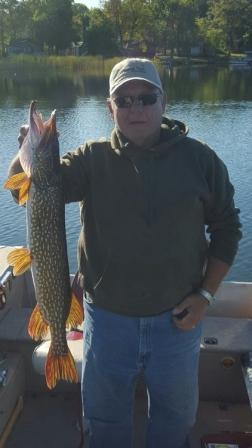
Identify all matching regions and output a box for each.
[229,52,252,68]
[1,244,252,448]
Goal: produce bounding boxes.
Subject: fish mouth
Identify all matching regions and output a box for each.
[29,101,42,139]
[19,102,58,179]
[30,100,37,118]
[29,101,57,142]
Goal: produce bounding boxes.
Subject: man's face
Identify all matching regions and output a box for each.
[107,80,166,146]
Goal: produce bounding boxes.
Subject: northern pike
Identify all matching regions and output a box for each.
[4,101,83,389]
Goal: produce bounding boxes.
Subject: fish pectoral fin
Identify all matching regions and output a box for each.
[7,247,32,276]
[18,178,31,205]
[28,304,49,341]
[45,346,78,389]
[66,293,84,329]
[4,172,31,205]
[4,172,28,189]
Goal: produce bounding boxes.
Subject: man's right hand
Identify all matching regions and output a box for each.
[6,125,28,204]
[18,125,29,148]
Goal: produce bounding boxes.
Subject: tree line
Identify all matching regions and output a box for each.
[0,0,252,57]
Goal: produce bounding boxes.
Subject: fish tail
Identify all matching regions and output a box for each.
[4,172,31,205]
[28,304,49,341]
[66,292,84,329]
[7,247,32,276]
[45,345,78,389]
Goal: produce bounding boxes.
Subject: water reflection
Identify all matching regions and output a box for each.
[161,66,252,102]
[0,71,108,107]
[1,65,252,107]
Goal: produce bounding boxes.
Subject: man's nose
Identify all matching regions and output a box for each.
[130,100,144,111]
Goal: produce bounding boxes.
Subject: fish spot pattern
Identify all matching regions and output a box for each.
[28,186,71,356]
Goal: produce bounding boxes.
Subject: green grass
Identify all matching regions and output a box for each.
[0,55,123,76]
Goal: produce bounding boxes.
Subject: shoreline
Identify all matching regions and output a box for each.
[0,54,232,71]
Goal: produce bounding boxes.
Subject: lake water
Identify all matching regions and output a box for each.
[0,64,252,281]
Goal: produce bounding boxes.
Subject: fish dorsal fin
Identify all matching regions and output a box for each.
[7,247,32,276]
[4,172,31,205]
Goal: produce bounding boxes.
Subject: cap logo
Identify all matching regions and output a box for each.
[123,62,147,74]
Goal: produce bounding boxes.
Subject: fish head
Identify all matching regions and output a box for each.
[19,101,60,185]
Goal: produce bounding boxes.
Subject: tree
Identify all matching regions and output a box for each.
[102,0,124,47]
[151,0,198,56]
[120,0,154,52]
[85,8,119,56]
[0,1,7,56]
[103,0,156,53]
[193,0,209,18]
[72,2,89,43]
[1,0,251,58]
[197,0,252,53]
[0,0,21,56]
[29,0,74,53]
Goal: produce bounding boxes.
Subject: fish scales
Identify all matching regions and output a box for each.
[4,102,83,388]
[28,183,71,356]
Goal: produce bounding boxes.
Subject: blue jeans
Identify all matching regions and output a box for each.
[81,301,201,448]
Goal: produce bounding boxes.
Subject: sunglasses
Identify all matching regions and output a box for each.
[112,93,161,109]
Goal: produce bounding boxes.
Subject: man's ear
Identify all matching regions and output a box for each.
[107,98,114,119]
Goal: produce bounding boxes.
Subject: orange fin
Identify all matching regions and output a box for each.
[7,247,32,276]
[18,178,31,205]
[45,346,78,389]
[66,292,84,329]
[4,172,31,205]
[4,172,28,189]
[28,304,49,341]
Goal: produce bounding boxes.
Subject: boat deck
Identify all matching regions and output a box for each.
[3,384,252,448]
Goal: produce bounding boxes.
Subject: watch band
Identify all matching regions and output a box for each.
[197,288,215,305]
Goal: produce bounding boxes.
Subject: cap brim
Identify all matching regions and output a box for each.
[110,77,163,95]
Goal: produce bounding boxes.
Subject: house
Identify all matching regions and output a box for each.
[7,39,40,55]
[64,42,88,56]
[123,40,155,58]
[190,43,205,57]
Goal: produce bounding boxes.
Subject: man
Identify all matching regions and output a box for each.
[9,58,241,448]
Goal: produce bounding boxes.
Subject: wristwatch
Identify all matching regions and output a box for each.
[197,288,216,306]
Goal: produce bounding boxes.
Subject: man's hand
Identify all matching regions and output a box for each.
[172,293,209,331]
[18,124,60,148]
[18,125,29,148]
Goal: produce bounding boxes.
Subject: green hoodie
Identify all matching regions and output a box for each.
[61,116,242,316]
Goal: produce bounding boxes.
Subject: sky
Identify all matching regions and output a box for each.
[75,0,100,8]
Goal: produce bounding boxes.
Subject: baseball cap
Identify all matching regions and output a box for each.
[109,58,163,96]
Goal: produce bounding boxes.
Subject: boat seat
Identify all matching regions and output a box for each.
[32,331,83,382]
